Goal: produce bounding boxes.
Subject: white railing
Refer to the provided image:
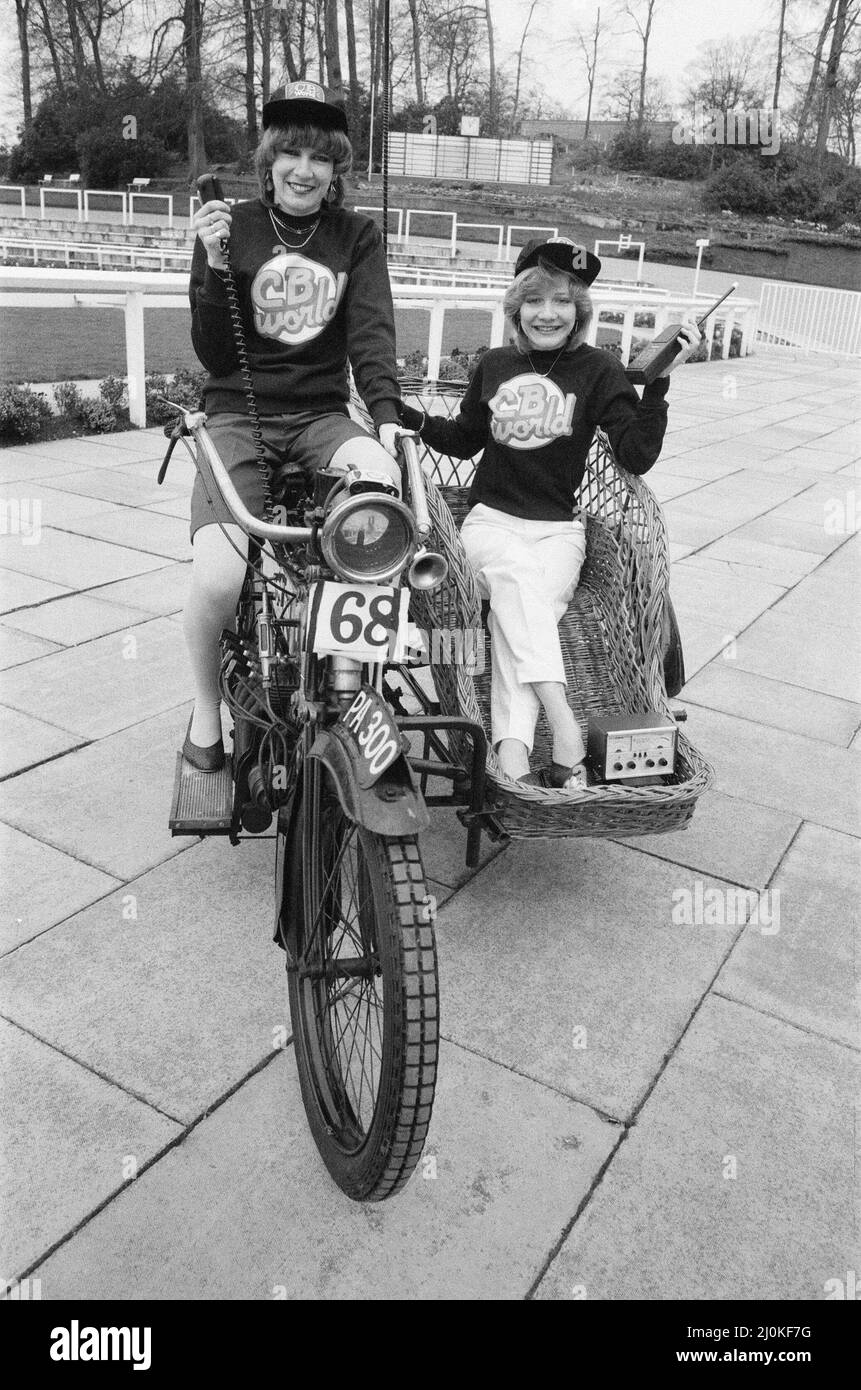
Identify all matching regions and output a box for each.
[757,281,861,357]
[0,236,192,272]
[0,266,758,428]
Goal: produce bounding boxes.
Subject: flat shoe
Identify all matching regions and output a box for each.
[182,714,225,773]
[547,760,589,790]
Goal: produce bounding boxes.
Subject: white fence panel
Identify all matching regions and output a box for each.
[757,281,861,357]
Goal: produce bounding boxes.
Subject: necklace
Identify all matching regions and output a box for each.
[268,207,321,251]
[525,343,568,377]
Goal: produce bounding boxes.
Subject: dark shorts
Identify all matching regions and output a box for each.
[189,410,373,541]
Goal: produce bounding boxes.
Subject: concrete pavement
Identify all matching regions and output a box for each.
[0,353,858,1300]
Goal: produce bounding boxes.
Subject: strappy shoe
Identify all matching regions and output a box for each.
[182,714,225,773]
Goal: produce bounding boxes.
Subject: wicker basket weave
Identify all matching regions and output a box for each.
[398,383,714,840]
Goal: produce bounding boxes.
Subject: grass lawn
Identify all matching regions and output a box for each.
[1,305,501,384]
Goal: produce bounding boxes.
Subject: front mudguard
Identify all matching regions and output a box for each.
[307,723,431,837]
[273,726,430,957]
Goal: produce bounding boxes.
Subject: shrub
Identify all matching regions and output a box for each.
[99,375,127,409]
[0,385,52,441]
[703,159,778,215]
[79,399,118,433]
[608,129,652,171]
[53,381,85,417]
[567,142,605,171]
[144,368,206,425]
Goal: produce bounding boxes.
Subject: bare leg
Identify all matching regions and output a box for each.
[182,523,249,747]
[495,737,531,780]
[533,680,586,770]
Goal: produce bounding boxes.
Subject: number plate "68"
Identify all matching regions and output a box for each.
[307,582,410,663]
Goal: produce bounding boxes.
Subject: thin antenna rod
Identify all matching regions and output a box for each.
[382,0,390,252]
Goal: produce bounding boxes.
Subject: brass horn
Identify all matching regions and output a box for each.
[407,546,449,592]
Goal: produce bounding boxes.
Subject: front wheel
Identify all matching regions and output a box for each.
[284,757,439,1201]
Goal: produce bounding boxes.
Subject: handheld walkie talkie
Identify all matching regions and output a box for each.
[196,173,228,253]
[625,283,737,385]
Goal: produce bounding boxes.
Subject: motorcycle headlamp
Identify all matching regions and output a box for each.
[320,492,417,584]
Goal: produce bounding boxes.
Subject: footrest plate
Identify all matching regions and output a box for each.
[169,752,234,834]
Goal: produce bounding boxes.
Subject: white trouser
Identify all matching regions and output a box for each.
[460,503,587,752]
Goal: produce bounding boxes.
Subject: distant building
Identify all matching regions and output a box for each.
[520,118,676,147]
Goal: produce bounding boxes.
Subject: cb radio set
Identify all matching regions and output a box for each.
[625,284,737,385]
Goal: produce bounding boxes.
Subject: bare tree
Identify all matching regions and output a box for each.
[510,0,539,134]
[34,0,67,96]
[816,0,851,160]
[797,0,837,142]
[483,0,496,132]
[406,0,423,105]
[343,0,360,129]
[620,0,658,129]
[182,0,208,178]
[241,0,257,138]
[773,0,788,108]
[64,0,89,86]
[15,0,33,128]
[577,4,603,140]
[323,0,342,89]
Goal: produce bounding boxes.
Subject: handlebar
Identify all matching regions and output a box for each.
[185,410,314,543]
[169,406,429,548]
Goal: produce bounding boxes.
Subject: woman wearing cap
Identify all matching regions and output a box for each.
[182,82,403,769]
[399,237,700,790]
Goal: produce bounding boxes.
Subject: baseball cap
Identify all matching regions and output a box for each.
[262,81,348,135]
[514,237,601,286]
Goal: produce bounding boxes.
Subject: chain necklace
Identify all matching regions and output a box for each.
[525,343,568,378]
[268,206,321,251]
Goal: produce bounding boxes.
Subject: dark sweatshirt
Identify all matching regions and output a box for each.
[401,343,670,521]
[189,198,401,428]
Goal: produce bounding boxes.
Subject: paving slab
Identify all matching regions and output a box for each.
[676,553,793,594]
[53,507,191,562]
[618,789,799,891]
[533,996,859,1301]
[716,823,859,1050]
[664,507,735,550]
[0,616,191,739]
[87,563,191,618]
[420,806,507,889]
[0,591,154,646]
[780,445,856,474]
[770,575,859,636]
[771,481,858,526]
[0,566,72,614]
[36,469,186,508]
[143,496,192,522]
[815,532,861,583]
[0,527,167,590]
[646,474,706,505]
[0,704,84,780]
[0,1018,181,1279]
[0,836,286,1123]
[687,705,860,837]
[433,836,742,1121]
[674,615,738,679]
[659,452,744,482]
[728,609,861,704]
[682,663,860,747]
[687,535,825,586]
[0,704,199,879]
[670,563,785,632]
[0,822,120,953]
[733,514,846,556]
[31,1042,618,1300]
[0,625,61,669]
[0,452,102,485]
[1,479,129,525]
